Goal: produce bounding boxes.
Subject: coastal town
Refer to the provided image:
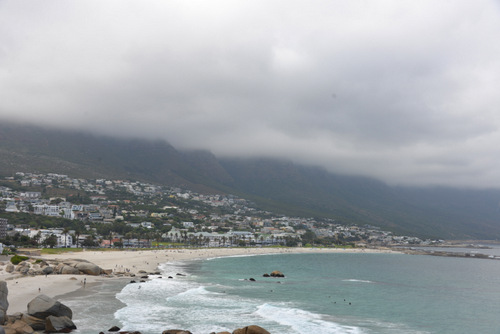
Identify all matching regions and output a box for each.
[0,172,443,251]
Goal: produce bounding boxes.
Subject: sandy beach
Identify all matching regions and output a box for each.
[1,247,395,314]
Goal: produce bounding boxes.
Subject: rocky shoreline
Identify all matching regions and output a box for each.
[1,257,127,279]
[0,257,274,334]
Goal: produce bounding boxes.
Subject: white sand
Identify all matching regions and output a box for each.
[2,247,395,314]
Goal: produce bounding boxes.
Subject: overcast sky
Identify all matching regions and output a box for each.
[1,1,500,188]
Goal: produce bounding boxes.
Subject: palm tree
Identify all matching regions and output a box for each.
[74,228,81,248]
[106,232,113,248]
[62,227,70,248]
[125,232,133,248]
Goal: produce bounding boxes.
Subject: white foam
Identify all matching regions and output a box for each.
[206,253,277,261]
[342,279,375,283]
[114,273,264,333]
[255,303,366,334]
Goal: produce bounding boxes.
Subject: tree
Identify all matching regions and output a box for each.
[32,231,42,246]
[108,232,114,248]
[43,234,57,248]
[125,232,133,248]
[62,227,70,248]
[74,228,81,248]
[82,235,97,248]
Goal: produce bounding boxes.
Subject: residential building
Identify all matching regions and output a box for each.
[0,218,7,239]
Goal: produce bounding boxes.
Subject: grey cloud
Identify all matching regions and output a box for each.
[1,0,500,188]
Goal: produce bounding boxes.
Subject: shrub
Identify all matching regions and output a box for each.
[10,255,29,265]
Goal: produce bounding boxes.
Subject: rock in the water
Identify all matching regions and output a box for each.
[108,326,120,332]
[27,295,72,319]
[4,265,14,274]
[270,270,284,278]
[45,315,76,333]
[162,330,192,334]
[232,325,270,334]
[74,263,102,276]
[262,273,270,277]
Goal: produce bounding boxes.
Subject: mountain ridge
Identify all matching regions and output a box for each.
[1,122,499,240]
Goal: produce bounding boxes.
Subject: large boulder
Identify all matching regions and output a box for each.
[0,282,9,313]
[20,314,45,331]
[27,295,72,320]
[42,266,54,275]
[20,267,30,275]
[0,281,8,325]
[59,265,80,275]
[74,263,102,276]
[4,265,14,274]
[0,311,6,328]
[45,316,76,333]
[60,266,80,275]
[4,320,34,334]
[15,263,26,272]
[232,325,270,334]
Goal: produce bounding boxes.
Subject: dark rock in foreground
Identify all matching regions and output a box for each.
[162,330,192,334]
[27,294,72,319]
[3,293,76,334]
[45,315,77,333]
[233,325,271,334]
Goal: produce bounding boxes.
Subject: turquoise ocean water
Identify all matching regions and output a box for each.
[61,252,500,334]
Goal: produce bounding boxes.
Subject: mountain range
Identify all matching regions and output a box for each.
[1,122,499,240]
